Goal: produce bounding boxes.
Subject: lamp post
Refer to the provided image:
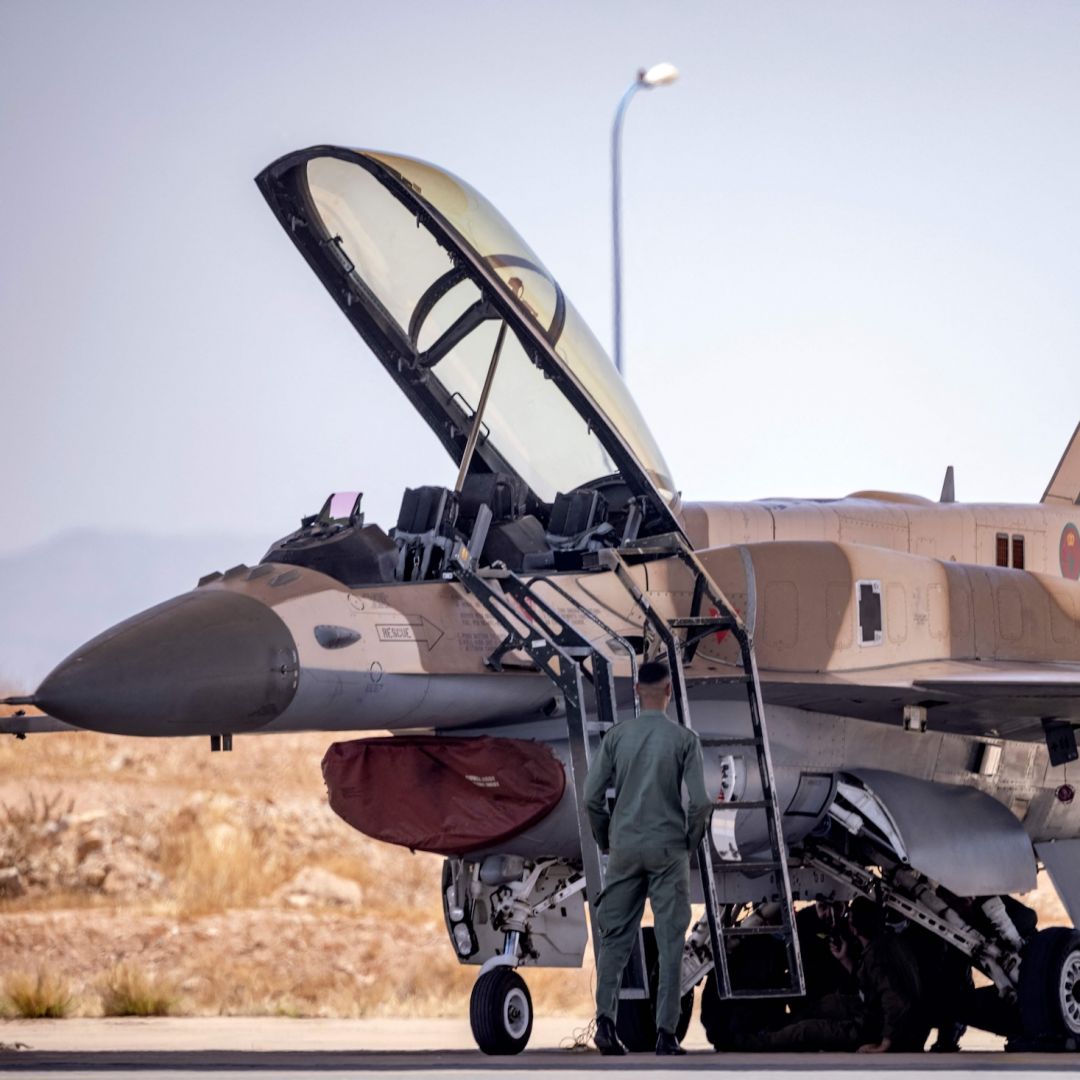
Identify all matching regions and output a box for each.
[611,61,679,377]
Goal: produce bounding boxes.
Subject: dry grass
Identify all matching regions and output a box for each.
[98,964,176,1016]
[160,802,299,917]
[2,789,75,829]
[315,845,438,920]
[0,789,75,873]
[1,968,74,1018]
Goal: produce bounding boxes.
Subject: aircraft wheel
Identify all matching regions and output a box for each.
[614,927,694,1052]
[470,967,533,1055]
[1018,927,1080,1049]
[699,968,786,1050]
[699,926,788,1050]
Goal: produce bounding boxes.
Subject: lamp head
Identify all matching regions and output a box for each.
[638,62,679,88]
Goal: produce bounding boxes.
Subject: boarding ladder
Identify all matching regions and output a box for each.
[601,534,805,1002]
[449,532,804,1005]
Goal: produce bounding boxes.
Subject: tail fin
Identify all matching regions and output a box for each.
[1042,421,1080,505]
[939,465,955,503]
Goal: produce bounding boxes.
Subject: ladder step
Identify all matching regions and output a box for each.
[669,616,737,630]
[715,859,783,871]
[700,736,760,748]
[717,799,774,811]
[727,987,800,1001]
[723,923,789,938]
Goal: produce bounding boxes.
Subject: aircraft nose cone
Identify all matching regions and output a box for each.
[36,589,299,736]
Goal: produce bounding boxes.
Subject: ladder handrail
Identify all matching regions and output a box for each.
[524,573,640,714]
[665,541,805,996]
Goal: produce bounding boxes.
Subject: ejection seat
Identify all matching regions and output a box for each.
[262,491,397,586]
[545,489,613,551]
[393,486,463,581]
[390,476,638,579]
[459,473,548,573]
[392,474,551,579]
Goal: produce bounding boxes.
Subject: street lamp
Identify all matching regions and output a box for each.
[611,62,679,377]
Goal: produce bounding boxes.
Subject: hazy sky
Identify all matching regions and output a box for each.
[2,1,1078,557]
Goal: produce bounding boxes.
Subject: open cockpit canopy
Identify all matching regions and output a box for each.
[257,147,678,533]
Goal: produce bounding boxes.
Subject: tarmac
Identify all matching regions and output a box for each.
[0,1017,1076,1079]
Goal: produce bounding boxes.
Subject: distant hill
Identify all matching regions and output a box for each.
[0,530,271,690]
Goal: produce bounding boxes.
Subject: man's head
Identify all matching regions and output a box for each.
[636,659,673,711]
[848,897,884,944]
[814,898,844,926]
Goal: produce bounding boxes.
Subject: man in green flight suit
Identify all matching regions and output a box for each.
[584,659,713,1056]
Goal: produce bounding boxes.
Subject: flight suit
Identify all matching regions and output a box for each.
[749,932,927,1051]
[584,708,711,1034]
[794,904,856,1003]
[899,923,972,1050]
[858,932,928,1051]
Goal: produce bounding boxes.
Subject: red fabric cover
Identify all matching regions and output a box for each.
[322,734,566,856]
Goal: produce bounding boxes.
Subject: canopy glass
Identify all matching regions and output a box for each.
[260,147,677,514]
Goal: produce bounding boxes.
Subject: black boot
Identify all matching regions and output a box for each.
[929,1022,964,1052]
[594,1015,627,1055]
[656,1028,686,1055]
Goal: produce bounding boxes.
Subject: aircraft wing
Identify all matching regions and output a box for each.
[914,668,1080,700]
[755,659,1080,741]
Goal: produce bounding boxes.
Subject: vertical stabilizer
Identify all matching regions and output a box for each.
[939,466,955,504]
[1042,421,1080,505]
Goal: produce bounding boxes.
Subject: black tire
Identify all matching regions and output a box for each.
[700,932,788,1050]
[469,967,533,1055]
[1018,927,1080,1049]
[700,972,788,1049]
[614,927,694,1052]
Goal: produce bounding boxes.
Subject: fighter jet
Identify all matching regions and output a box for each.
[5,146,1080,1054]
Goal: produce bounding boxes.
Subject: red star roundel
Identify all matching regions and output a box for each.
[1061,523,1080,580]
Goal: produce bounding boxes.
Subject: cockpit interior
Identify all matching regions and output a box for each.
[262,472,654,588]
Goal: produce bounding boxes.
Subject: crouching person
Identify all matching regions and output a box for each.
[743,898,928,1053]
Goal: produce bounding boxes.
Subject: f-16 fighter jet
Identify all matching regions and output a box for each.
[5,147,1080,1054]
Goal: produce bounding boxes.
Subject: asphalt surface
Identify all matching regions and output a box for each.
[2,1048,1079,1078]
[0,1019,1074,1077]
